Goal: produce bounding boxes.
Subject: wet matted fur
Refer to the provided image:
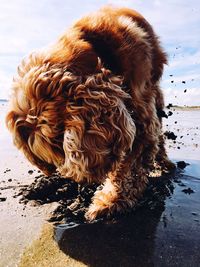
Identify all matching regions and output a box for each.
[6,6,174,220]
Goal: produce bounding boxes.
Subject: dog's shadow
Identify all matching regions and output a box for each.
[54,173,176,267]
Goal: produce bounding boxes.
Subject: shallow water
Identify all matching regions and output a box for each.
[54,161,200,267]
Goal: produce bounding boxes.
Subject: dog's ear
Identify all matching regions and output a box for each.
[60,69,136,183]
[6,111,56,175]
[6,58,72,175]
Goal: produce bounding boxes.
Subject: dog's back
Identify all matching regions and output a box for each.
[47,6,167,86]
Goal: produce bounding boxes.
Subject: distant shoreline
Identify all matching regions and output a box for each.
[166,105,200,111]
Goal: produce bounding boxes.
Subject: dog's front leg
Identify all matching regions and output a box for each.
[85,153,148,221]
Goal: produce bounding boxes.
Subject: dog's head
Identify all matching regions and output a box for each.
[6,53,135,182]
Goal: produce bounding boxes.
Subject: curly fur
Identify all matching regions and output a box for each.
[6,6,175,220]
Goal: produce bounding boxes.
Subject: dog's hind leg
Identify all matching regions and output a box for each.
[154,85,176,172]
[156,133,176,172]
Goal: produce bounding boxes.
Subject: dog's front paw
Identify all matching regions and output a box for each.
[85,191,119,221]
[85,203,110,221]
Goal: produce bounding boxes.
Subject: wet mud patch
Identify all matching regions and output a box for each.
[15,165,190,224]
[16,174,99,223]
[13,158,195,226]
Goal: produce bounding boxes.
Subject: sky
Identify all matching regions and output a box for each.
[0,0,200,106]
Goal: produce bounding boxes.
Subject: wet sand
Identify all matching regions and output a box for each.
[0,102,200,267]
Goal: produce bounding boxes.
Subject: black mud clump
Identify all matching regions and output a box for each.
[3,168,11,174]
[17,174,99,223]
[0,197,7,202]
[164,131,177,140]
[182,187,194,194]
[167,111,173,117]
[157,109,168,119]
[18,174,78,203]
[166,103,173,109]
[177,161,189,169]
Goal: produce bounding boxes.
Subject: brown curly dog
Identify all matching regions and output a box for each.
[6,6,175,220]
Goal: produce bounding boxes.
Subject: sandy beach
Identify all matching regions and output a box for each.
[0,101,200,267]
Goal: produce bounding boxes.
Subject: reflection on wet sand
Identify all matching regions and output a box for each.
[55,167,200,267]
[56,209,163,267]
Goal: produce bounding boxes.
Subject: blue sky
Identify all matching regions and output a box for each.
[0,0,200,105]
